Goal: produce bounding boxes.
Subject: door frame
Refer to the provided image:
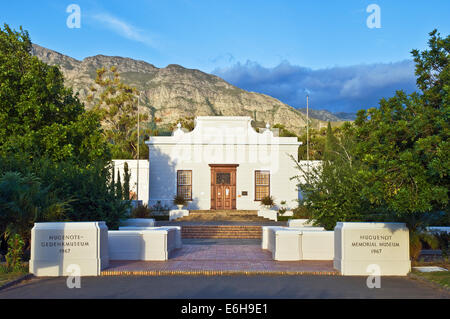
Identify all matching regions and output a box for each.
[209,164,239,210]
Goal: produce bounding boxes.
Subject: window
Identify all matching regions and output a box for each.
[216,172,231,185]
[177,170,192,200]
[255,170,270,200]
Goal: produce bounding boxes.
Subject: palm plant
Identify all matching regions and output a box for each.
[173,194,187,209]
[0,172,68,248]
[260,196,275,208]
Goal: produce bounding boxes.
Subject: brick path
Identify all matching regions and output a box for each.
[102,244,338,275]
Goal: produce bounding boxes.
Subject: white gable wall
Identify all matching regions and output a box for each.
[146,116,302,210]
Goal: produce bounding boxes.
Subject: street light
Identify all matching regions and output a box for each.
[136,92,141,202]
[306,95,309,175]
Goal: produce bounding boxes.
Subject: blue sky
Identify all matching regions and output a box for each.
[1,1,449,113]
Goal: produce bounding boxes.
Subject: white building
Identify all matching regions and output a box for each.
[145,116,302,210]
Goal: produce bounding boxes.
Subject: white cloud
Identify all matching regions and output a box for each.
[92,13,155,47]
[212,60,417,113]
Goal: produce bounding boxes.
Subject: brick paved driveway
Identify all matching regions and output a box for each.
[103,244,337,275]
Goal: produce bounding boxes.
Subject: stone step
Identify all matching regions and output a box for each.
[181,227,262,230]
[178,218,270,221]
[183,236,262,239]
[177,210,270,222]
[182,232,262,235]
[181,225,263,239]
[181,226,262,230]
[182,235,262,239]
[176,209,272,222]
[179,215,265,220]
[188,212,258,214]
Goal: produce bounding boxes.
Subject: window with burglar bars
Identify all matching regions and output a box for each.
[255,170,270,200]
[177,170,192,200]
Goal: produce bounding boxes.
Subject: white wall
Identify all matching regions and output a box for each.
[146,116,303,210]
[112,160,149,205]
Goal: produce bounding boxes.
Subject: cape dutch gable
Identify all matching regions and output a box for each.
[145,116,302,210]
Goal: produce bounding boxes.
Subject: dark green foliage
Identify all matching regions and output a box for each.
[5,234,24,272]
[0,170,68,242]
[292,205,312,219]
[433,231,449,257]
[292,30,449,232]
[123,162,131,200]
[0,24,111,165]
[324,122,339,161]
[35,160,129,230]
[409,230,439,260]
[116,169,123,200]
[297,127,327,160]
[0,25,130,244]
[353,30,449,221]
[0,156,129,231]
[292,126,372,230]
[87,66,151,159]
[130,204,152,218]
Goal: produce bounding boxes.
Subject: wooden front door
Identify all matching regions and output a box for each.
[209,164,238,210]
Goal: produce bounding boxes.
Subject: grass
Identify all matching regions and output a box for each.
[411,259,450,291]
[0,263,28,287]
[413,271,450,290]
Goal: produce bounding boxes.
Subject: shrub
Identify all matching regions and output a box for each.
[432,231,450,258]
[0,171,68,244]
[131,204,152,218]
[409,230,439,260]
[5,234,25,272]
[150,200,169,212]
[292,205,312,219]
[278,200,287,215]
[0,156,130,231]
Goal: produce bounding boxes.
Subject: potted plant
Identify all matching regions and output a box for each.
[173,194,187,210]
[278,200,287,215]
[260,195,275,210]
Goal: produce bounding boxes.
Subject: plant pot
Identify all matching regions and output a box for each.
[177,204,184,210]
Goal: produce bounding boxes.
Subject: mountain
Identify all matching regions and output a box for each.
[31,44,347,135]
[298,108,357,122]
[333,112,357,121]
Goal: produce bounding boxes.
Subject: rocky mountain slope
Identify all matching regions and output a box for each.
[32,44,348,135]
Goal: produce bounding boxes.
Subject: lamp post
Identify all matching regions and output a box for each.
[136,92,141,202]
[306,95,309,174]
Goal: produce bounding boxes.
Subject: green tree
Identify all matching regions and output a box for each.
[353,30,449,225]
[87,66,150,159]
[297,127,327,160]
[324,122,339,161]
[116,169,123,200]
[292,124,371,230]
[0,25,129,249]
[0,24,110,165]
[0,171,67,245]
[293,30,449,232]
[123,162,131,200]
